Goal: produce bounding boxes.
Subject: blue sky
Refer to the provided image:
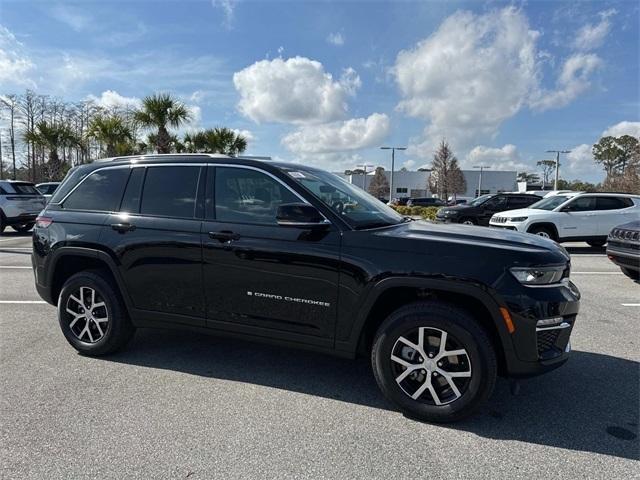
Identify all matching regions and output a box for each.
[1,0,638,181]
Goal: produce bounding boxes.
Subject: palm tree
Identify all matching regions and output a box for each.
[183,127,248,155]
[133,93,191,153]
[24,121,78,180]
[87,114,134,157]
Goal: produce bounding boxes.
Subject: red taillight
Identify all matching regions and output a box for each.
[35,216,53,228]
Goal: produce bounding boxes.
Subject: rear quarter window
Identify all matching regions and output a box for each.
[63,168,130,212]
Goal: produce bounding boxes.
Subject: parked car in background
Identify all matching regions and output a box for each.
[607,221,640,280]
[36,182,61,202]
[390,197,409,206]
[447,199,469,206]
[436,193,542,226]
[490,193,640,246]
[407,197,446,207]
[0,180,46,233]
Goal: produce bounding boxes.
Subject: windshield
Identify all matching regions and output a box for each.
[468,194,494,206]
[284,168,404,229]
[530,195,572,211]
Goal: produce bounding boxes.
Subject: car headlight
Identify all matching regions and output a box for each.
[510,266,566,285]
[508,216,528,222]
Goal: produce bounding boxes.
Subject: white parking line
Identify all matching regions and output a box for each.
[572,271,622,275]
[0,247,31,250]
[622,303,640,307]
[0,266,31,269]
[0,300,46,304]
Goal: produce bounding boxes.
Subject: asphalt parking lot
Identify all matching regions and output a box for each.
[0,231,638,479]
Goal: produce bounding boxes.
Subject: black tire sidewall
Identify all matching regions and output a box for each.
[372,302,497,422]
[57,271,133,356]
[12,222,35,232]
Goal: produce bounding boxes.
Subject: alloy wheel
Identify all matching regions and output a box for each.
[390,327,472,405]
[536,231,550,239]
[65,286,109,343]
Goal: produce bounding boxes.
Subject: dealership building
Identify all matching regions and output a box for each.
[339,169,518,199]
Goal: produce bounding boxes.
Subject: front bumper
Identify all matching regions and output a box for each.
[489,220,526,232]
[497,277,580,378]
[606,243,640,272]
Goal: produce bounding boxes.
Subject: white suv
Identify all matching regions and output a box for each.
[0,180,46,234]
[489,192,640,246]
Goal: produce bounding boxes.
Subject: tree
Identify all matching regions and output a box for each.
[448,161,467,200]
[592,136,624,177]
[368,166,389,199]
[517,171,540,184]
[87,114,134,157]
[615,135,640,174]
[184,127,247,155]
[537,160,556,189]
[0,95,19,179]
[133,93,191,153]
[24,121,78,180]
[428,139,459,200]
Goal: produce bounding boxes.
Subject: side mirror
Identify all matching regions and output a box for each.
[276,203,330,228]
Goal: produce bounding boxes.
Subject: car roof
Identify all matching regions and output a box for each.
[572,192,640,198]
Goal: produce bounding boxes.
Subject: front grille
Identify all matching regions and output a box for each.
[609,228,640,242]
[537,329,561,356]
[492,216,507,224]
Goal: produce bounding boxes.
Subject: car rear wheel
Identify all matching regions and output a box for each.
[58,270,135,356]
[528,225,556,241]
[12,222,35,233]
[371,301,497,423]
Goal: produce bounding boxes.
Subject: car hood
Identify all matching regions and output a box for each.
[491,208,549,218]
[437,204,476,215]
[613,220,640,231]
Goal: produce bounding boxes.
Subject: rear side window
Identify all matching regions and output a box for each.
[596,197,632,210]
[63,168,129,212]
[140,166,201,218]
[1,182,40,195]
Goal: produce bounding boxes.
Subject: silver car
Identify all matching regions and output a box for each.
[0,180,46,234]
[35,182,61,202]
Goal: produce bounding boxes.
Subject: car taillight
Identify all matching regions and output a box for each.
[36,216,53,228]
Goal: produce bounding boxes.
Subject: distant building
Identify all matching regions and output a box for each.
[339,169,517,199]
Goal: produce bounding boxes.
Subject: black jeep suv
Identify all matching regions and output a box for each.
[436,193,542,226]
[32,155,580,422]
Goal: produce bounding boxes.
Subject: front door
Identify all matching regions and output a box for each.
[202,165,341,347]
[558,196,598,238]
[100,164,206,325]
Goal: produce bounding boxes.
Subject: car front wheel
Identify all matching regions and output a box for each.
[371,301,497,422]
[58,270,135,356]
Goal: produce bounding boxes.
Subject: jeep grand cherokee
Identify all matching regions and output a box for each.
[32,154,580,422]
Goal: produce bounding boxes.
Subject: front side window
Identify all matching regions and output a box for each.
[284,167,404,229]
[140,166,201,218]
[215,167,299,224]
[565,196,597,212]
[63,168,129,212]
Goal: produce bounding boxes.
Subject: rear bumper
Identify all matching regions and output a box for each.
[4,213,38,225]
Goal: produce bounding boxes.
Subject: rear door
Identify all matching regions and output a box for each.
[201,165,341,347]
[100,164,206,325]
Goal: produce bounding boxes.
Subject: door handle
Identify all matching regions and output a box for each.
[111,222,136,233]
[208,231,240,242]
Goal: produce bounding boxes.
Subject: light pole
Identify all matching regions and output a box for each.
[380,146,406,202]
[473,165,488,197]
[356,163,375,192]
[546,150,570,190]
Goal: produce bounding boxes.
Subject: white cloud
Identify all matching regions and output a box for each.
[86,90,141,110]
[530,53,602,111]
[49,4,91,32]
[232,128,254,141]
[402,159,416,169]
[212,0,238,28]
[0,25,35,89]
[563,143,595,178]
[465,144,529,171]
[233,56,361,125]
[573,9,616,51]
[394,7,540,153]
[282,113,389,154]
[602,121,640,138]
[326,32,345,46]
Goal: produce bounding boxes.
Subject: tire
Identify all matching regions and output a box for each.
[621,267,640,281]
[57,270,135,356]
[587,240,606,248]
[371,301,497,423]
[0,211,6,234]
[528,225,556,241]
[12,222,35,233]
[460,217,476,225]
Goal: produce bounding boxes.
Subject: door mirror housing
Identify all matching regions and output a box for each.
[276,203,330,228]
